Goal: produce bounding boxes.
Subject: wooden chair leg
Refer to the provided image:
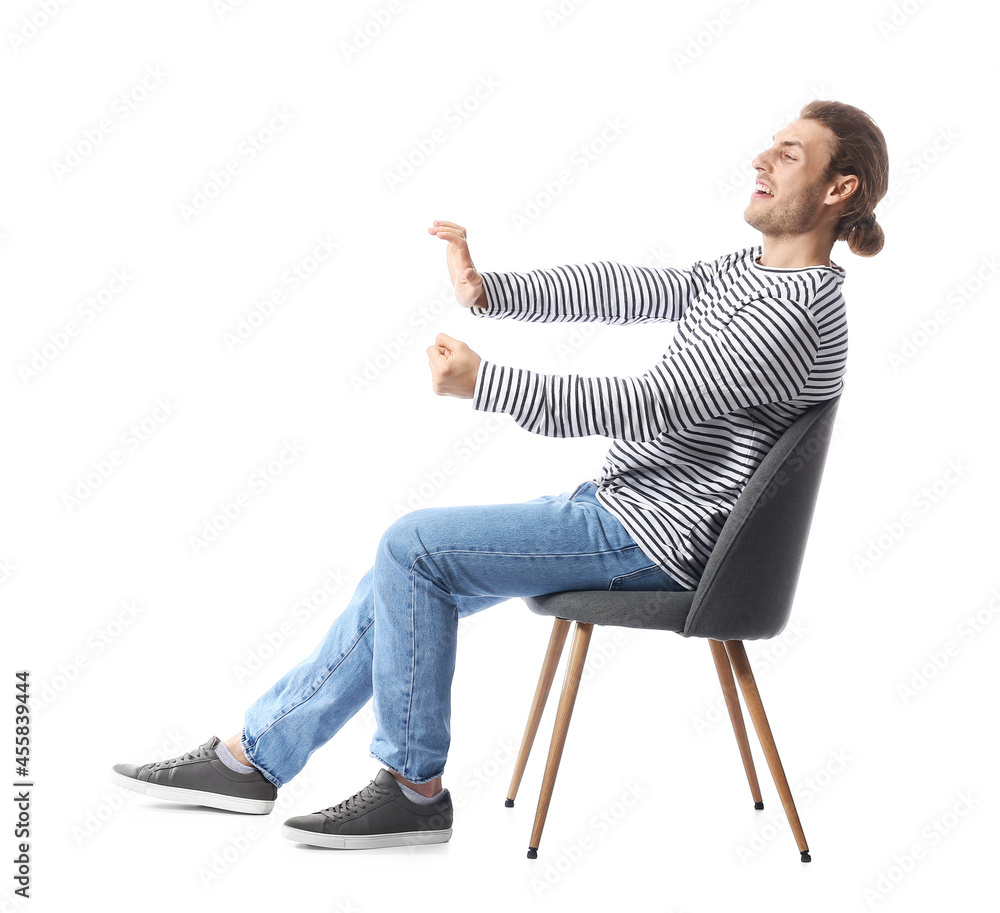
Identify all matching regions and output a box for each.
[505,617,572,807]
[527,621,594,859]
[709,639,764,809]
[725,640,812,862]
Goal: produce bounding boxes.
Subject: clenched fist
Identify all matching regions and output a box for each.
[426,333,481,399]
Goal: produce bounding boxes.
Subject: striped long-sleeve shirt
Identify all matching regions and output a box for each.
[470,245,847,589]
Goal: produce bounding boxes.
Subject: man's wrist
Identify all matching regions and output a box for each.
[467,272,496,317]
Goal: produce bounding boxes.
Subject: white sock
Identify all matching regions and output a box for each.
[397,780,443,804]
[215,738,256,774]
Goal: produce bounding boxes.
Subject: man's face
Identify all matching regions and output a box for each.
[744,117,839,239]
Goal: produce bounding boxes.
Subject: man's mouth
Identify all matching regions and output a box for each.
[752,181,774,199]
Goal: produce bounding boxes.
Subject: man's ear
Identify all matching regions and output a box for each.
[827,173,859,206]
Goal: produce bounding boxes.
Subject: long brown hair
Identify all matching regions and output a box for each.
[800,100,889,257]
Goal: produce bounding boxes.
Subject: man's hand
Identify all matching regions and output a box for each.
[427,220,488,310]
[426,333,481,399]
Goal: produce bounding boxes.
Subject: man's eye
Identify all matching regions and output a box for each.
[785,153,796,161]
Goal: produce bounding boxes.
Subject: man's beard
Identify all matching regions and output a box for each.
[744,176,829,239]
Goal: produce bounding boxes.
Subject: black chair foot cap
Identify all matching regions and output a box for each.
[800,851,811,863]
[505,798,514,808]
[754,801,764,810]
[527,847,538,860]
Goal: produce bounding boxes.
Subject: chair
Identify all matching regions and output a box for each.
[504,396,840,862]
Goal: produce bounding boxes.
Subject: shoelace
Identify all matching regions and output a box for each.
[320,779,391,820]
[148,742,213,770]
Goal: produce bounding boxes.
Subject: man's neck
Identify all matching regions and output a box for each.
[757,234,835,269]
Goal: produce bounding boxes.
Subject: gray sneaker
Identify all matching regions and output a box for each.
[282,769,453,849]
[109,735,276,814]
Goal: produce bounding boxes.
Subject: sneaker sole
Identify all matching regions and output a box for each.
[280,824,452,849]
[108,769,274,815]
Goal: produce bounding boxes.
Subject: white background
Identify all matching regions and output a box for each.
[2,0,997,911]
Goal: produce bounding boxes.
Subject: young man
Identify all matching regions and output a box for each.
[111,100,888,849]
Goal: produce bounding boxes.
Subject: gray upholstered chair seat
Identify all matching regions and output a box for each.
[524,589,693,632]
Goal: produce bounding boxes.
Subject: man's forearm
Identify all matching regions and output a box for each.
[470,260,703,325]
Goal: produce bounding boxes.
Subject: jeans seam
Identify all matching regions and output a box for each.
[407,545,635,572]
[403,569,418,774]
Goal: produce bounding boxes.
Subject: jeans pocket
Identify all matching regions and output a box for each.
[609,563,683,592]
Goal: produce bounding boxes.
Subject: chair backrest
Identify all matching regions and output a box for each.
[682,396,840,641]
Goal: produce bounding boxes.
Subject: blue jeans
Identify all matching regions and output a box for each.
[241,482,682,787]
